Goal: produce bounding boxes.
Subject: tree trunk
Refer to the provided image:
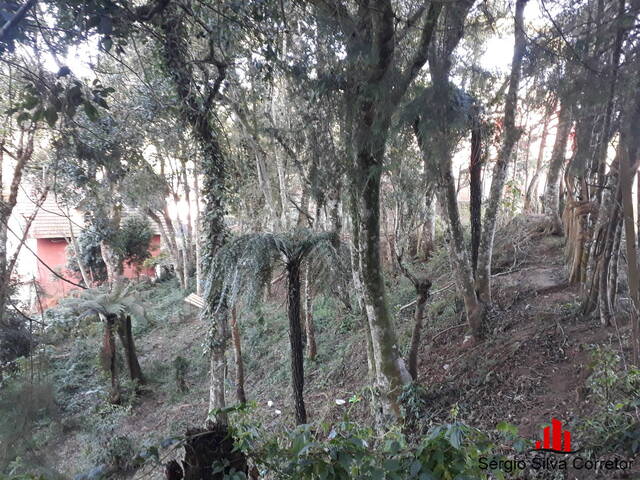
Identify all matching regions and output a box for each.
[348,226,377,382]
[103,315,120,404]
[181,159,195,268]
[542,100,572,226]
[158,4,229,426]
[194,170,202,296]
[275,153,289,230]
[355,148,412,418]
[475,0,528,304]
[100,241,122,287]
[408,281,430,380]
[302,262,317,360]
[230,305,246,404]
[469,125,482,272]
[622,168,640,364]
[207,308,229,427]
[436,158,485,338]
[68,215,91,287]
[161,206,186,288]
[0,220,9,328]
[422,189,436,260]
[524,97,555,212]
[287,259,307,424]
[116,315,145,385]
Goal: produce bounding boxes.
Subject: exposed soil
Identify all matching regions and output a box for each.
[50,221,640,479]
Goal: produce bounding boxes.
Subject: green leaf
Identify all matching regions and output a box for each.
[22,95,40,109]
[94,96,109,109]
[44,106,58,127]
[32,108,45,122]
[410,459,422,477]
[101,36,113,52]
[496,421,518,435]
[83,102,99,121]
[16,111,30,123]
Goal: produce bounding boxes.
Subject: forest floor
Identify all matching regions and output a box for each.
[20,215,638,478]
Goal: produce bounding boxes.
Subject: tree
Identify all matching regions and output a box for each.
[474,0,529,305]
[61,284,146,403]
[307,0,446,419]
[208,229,339,425]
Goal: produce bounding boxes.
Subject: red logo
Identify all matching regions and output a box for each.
[532,418,578,454]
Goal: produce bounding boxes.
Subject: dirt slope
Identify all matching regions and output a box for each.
[49,223,638,478]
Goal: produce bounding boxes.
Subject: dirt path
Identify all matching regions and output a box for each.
[418,234,613,445]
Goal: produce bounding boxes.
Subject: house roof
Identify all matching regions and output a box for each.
[15,191,161,239]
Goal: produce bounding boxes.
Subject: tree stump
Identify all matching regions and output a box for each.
[165,425,248,480]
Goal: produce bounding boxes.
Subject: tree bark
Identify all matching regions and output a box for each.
[469,125,482,272]
[68,213,91,287]
[355,148,412,417]
[542,100,572,225]
[157,4,229,425]
[207,308,229,426]
[422,189,436,260]
[408,281,430,380]
[102,314,120,404]
[524,97,555,212]
[116,315,145,385]
[100,241,122,287]
[302,262,317,360]
[230,305,246,404]
[475,0,528,304]
[287,259,307,424]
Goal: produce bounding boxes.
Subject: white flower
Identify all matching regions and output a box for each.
[274,409,282,415]
[267,400,274,407]
[335,399,346,405]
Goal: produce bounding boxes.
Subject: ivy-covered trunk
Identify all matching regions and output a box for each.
[158,4,229,426]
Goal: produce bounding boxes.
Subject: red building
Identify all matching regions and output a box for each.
[24,197,161,306]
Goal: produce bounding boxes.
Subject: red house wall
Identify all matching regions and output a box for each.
[36,238,79,305]
[36,234,162,306]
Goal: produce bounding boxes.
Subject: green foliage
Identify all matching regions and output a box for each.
[112,216,154,267]
[399,383,430,432]
[0,380,56,467]
[229,418,499,480]
[5,74,112,128]
[67,216,153,282]
[578,346,640,455]
[66,225,108,284]
[58,283,145,324]
[205,229,340,313]
[0,310,31,365]
[500,180,522,216]
[173,355,189,393]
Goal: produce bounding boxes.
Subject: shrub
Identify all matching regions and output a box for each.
[578,346,640,455]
